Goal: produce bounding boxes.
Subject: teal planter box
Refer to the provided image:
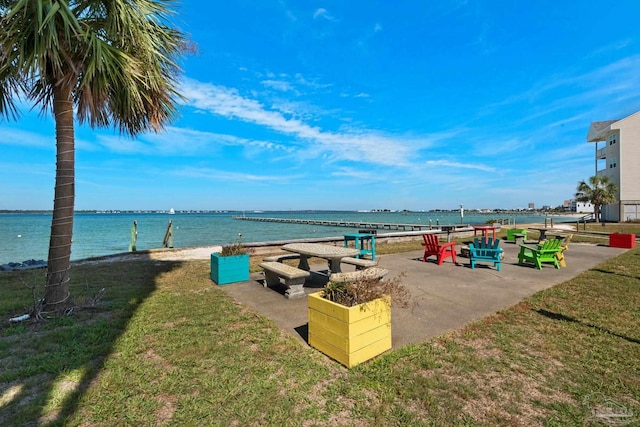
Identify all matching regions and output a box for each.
[210,253,250,285]
[506,229,527,241]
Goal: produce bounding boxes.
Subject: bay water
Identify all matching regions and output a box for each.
[0,211,575,265]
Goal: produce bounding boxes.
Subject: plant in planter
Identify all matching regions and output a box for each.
[210,235,252,285]
[308,274,408,368]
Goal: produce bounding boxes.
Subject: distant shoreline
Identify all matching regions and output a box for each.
[0,210,592,216]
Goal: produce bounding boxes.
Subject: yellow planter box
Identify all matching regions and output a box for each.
[308,291,391,368]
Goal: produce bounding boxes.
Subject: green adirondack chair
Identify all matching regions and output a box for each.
[518,238,562,269]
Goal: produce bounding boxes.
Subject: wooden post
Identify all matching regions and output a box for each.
[129,220,138,252]
[163,220,173,248]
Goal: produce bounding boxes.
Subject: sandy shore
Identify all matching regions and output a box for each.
[77,245,223,264]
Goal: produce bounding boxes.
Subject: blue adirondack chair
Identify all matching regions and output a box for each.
[468,237,503,271]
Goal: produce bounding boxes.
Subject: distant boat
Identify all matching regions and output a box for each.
[168,208,175,215]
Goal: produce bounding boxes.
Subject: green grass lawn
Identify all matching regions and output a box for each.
[1,240,639,426]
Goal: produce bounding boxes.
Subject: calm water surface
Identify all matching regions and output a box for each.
[0,211,575,264]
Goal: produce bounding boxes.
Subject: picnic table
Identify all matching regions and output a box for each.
[473,225,497,242]
[343,233,376,260]
[528,227,569,241]
[282,243,360,273]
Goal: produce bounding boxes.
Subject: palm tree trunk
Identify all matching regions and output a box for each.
[44,85,75,312]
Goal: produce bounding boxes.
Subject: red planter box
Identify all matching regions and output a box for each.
[609,233,636,248]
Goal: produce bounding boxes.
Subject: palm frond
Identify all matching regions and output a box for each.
[1,0,187,134]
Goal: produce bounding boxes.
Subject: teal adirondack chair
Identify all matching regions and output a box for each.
[518,238,562,269]
[468,237,503,271]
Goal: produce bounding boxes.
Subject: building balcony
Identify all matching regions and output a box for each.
[596,147,607,159]
[596,169,619,183]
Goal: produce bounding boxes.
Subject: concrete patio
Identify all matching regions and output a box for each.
[218,241,629,349]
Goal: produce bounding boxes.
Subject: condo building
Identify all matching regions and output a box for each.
[586,111,640,222]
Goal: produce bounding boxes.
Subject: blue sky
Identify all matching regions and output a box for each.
[2,1,640,211]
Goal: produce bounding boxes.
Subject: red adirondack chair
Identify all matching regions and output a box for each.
[422,234,457,265]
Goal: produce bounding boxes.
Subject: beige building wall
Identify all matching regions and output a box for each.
[587,111,640,222]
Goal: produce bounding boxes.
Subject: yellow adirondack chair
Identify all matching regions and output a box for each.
[556,234,573,268]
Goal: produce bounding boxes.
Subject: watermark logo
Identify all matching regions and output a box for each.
[583,393,639,426]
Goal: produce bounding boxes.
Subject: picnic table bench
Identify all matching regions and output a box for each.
[329,267,388,283]
[506,228,528,242]
[259,261,311,299]
[513,233,526,246]
[262,253,301,263]
[340,257,378,270]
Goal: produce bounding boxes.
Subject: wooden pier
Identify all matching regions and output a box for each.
[232,216,469,232]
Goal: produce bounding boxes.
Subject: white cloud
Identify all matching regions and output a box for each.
[262,79,295,92]
[313,8,336,21]
[293,73,333,90]
[172,166,299,184]
[180,78,431,167]
[425,159,496,172]
[95,135,152,154]
[0,127,53,148]
[586,39,632,58]
[471,136,533,157]
[95,126,293,156]
[330,167,379,181]
[487,54,640,116]
[0,160,52,176]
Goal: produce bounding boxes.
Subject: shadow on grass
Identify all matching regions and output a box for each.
[534,308,640,345]
[591,267,640,281]
[0,254,185,425]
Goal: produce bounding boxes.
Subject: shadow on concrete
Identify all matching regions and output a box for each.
[294,324,309,343]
